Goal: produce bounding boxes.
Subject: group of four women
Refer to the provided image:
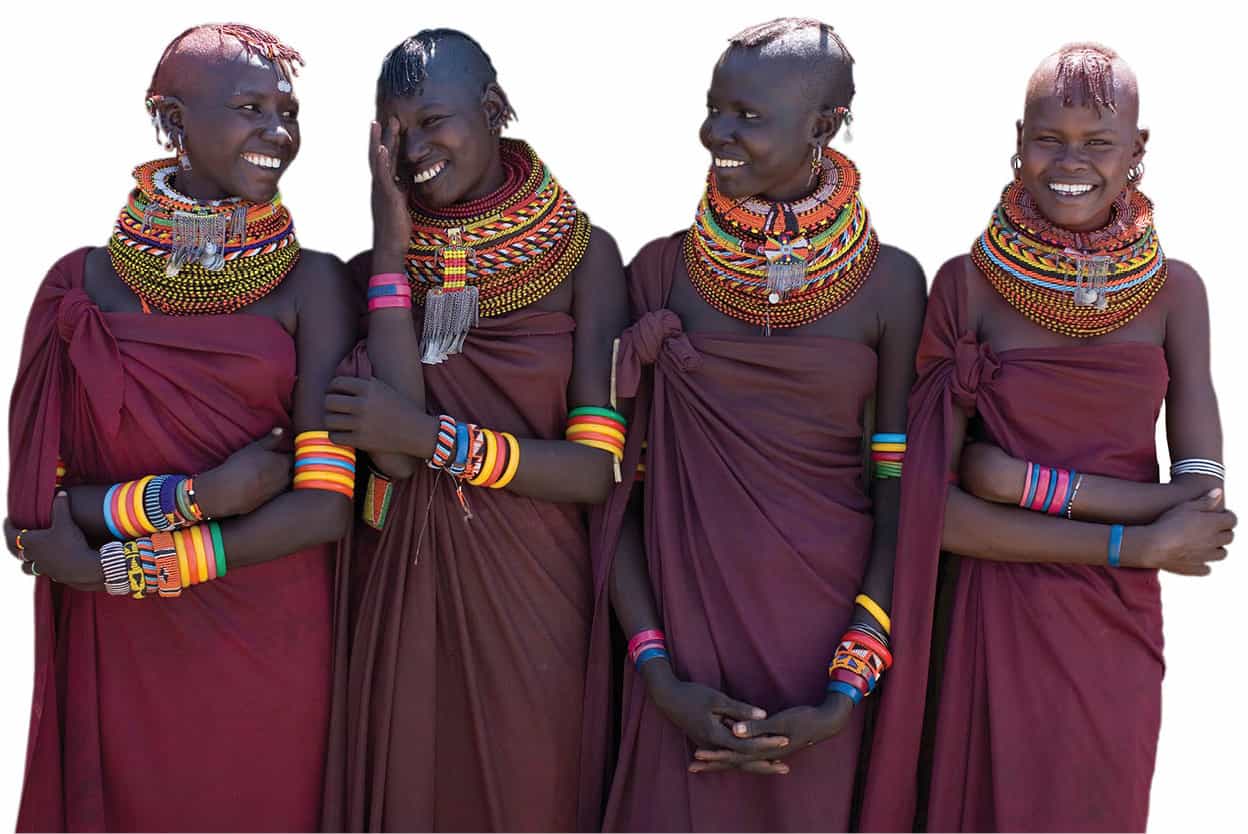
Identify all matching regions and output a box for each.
[4,17,1235,833]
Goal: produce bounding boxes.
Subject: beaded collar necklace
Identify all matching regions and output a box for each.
[685,147,879,333]
[108,158,300,315]
[972,181,1165,337]
[404,139,590,364]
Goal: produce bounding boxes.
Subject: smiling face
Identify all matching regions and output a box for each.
[701,47,839,203]
[158,48,300,203]
[378,72,507,210]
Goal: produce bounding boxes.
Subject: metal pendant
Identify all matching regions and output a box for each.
[1068,250,1112,310]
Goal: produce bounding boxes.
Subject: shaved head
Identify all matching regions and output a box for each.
[147,24,303,103]
[377,28,516,126]
[726,18,855,110]
[1026,42,1139,122]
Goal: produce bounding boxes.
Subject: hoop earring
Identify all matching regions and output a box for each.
[174,131,192,171]
[808,144,824,188]
[1010,152,1023,180]
[1127,161,1145,185]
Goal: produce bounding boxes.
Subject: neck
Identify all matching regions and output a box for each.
[456,144,508,205]
[1057,206,1114,234]
[170,169,232,203]
[759,173,819,204]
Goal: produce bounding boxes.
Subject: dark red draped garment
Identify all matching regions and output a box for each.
[321,255,596,832]
[861,256,1166,832]
[8,249,333,832]
[588,235,879,831]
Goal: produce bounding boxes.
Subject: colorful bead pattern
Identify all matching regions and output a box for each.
[1019,462,1080,516]
[404,140,591,317]
[685,147,880,329]
[870,433,905,479]
[565,406,627,463]
[293,431,356,500]
[828,592,894,704]
[103,474,204,539]
[972,181,1167,338]
[108,158,301,315]
[362,469,394,531]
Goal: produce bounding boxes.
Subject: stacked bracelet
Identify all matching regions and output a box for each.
[1019,462,1079,517]
[828,628,894,703]
[293,431,356,499]
[870,433,905,479]
[151,532,182,599]
[368,273,413,311]
[627,629,669,672]
[1170,458,1225,481]
[566,407,627,482]
[103,474,205,540]
[854,593,891,635]
[99,542,129,596]
[428,414,521,490]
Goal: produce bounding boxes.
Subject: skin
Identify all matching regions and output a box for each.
[3,42,356,586]
[609,44,927,776]
[938,62,1234,575]
[320,46,629,506]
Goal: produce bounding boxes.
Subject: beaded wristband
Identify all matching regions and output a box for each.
[1066,474,1085,519]
[429,415,458,470]
[854,593,891,635]
[137,537,157,596]
[152,532,182,598]
[1108,524,1124,568]
[1170,458,1225,481]
[123,540,146,599]
[294,431,356,499]
[363,469,394,531]
[99,542,129,597]
[172,530,193,588]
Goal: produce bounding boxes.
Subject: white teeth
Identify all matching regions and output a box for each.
[242,153,282,169]
[413,161,447,183]
[714,157,745,168]
[1049,182,1095,195]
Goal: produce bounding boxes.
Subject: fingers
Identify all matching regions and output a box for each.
[709,694,767,723]
[256,426,285,451]
[731,716,789,738]
[704,722,786,756]
[738,759,791,776]
[687,760,734,774]
[327,430,357,448]
[692,739,789,765]
[324,394,362,415]
[327,376,368,396]
[3,518,20,557]
[1199,488,1224,511]
[50,491,73,527]
[368,120,382,179]
[324,412,359,432]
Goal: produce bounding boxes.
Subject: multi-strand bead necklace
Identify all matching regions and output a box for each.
[108,158,300,315]
[684,147,880,333]
[972,181,1166,337]
[404,139,591,363]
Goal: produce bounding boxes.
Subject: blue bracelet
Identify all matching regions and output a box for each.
[870,433,907,444]
[1107,524,1124,567]
[826,680,864,704]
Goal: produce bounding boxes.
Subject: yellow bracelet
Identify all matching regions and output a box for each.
[492,433,522,489]
[469,430,500,487]
[566,422,627,444]
[131,475,155,535]
[854,593,891,635]
[572,437,624,459]
[869,442,907,453]
[190,525,210,584]
[293,470,355,488]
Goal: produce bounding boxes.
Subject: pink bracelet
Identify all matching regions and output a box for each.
[627,629,666,664]
[368,273,412,312]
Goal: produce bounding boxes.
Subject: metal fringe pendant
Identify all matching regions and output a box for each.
[168,211,228,275]
[761,204,810,320]
[1069,250,1112,310]
[420,228,479,364]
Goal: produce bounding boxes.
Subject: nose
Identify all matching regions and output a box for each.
[403,129,433,166]
[701,113,734,150]
[262,117,294,150]
[1054,142,1089,172]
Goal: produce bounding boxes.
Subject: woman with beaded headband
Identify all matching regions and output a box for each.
[860,43,1236,832]
[317,29,628,832]
[2,24,357,832]
[586,18,926,832]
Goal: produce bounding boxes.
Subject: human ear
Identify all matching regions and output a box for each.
[481,83,515,135]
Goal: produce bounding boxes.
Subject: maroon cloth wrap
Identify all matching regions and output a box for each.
[589,234,880,831]
[8,248,333,832]
[321,254,600,832]
[860,256,1167,832]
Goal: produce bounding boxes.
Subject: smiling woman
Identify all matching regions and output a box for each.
[3,22,357,833]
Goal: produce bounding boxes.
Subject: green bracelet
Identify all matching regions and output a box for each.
[209,521,227,578]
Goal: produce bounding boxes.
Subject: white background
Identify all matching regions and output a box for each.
[0,1,1242,830]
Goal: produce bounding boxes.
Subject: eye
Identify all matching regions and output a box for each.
[742,110,760,120]
[1035,135,1060,143]
[422,115,446,128]
[706,104,720,115]
[239,103,261,113]
[1087,138,1112,146]
[282,109,299,120]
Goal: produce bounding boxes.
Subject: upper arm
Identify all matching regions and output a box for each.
[1161,259,1222,463]
[293,252,360,432]
[874,246,928,433]
[569,224,629,408]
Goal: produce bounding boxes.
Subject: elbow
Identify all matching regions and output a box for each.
[312,492,354,542]
[582,457,617,505]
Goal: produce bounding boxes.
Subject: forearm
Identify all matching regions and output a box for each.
[942,486,1147,566]
[1066,473,1218,524]
[608,491,677,686]
[854,478,899,628]
[366,250,425,404]
[218,489,351,569]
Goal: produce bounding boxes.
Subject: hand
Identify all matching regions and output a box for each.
[324,376,433,456]
[196,428,292,518]
[370,117,411,271]
[644,664,789,773]
[690,693,855,775]
[959,442,1027,504]
[1134,488,1235,575]
[4,493,104,590]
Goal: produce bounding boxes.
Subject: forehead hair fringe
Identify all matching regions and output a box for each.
[1052,42,1118,115]
[147,23,304,101]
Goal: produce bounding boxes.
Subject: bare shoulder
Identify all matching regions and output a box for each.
[1156,257,1209,319]
[870,243,927,322]
[573,224,625,289]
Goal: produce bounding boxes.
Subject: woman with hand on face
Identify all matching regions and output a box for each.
[860,43,1236,833]
[4,24,356,833]
[319,29,627,833]
[589,18,926,832]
